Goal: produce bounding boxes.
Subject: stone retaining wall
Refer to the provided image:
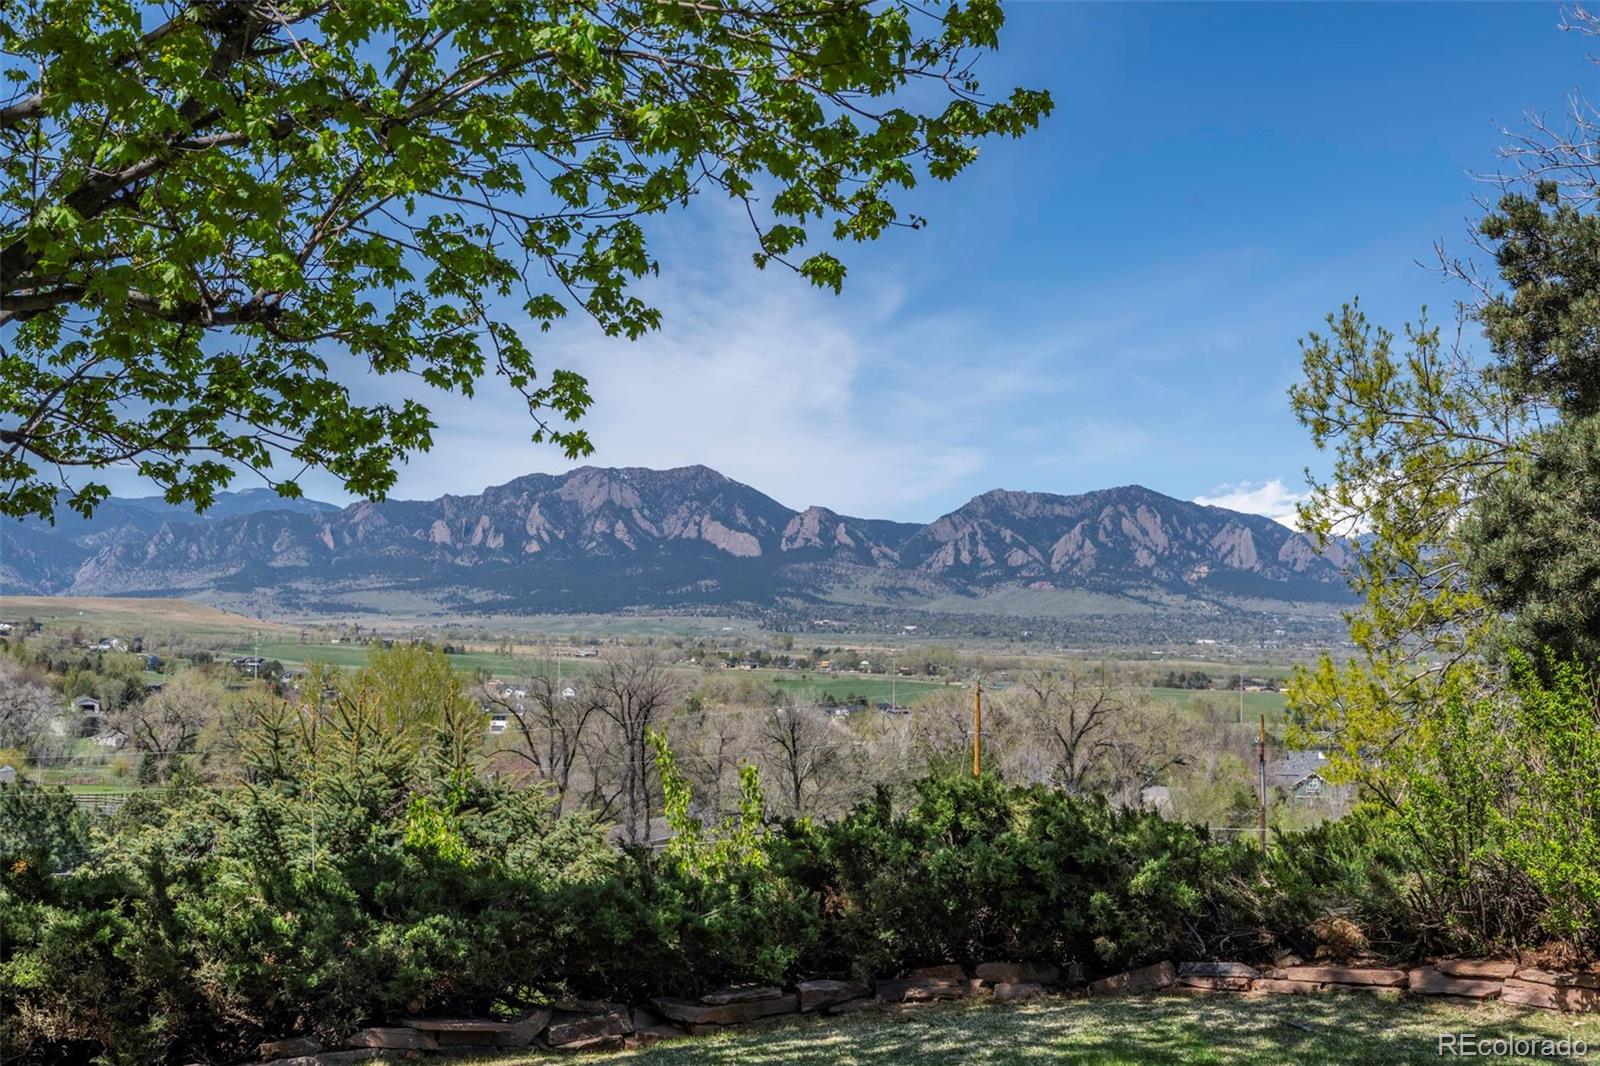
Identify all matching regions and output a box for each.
[244,958,1600,1064]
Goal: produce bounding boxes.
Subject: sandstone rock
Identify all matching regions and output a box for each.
[553,1033,625,1053]
[651,994,799,1026]
[993,981,1046,1002]
[976,962,1060,985]
[1513,969,1600,989]
[545,1008,631,1047]
[1503,978,1600,1012]
[401,1017,508,1033]
[701,984,784,1006]
[908,964,968,980]
[875,978,978,1003]
[344,1028,437,1051]
[1502,978,1594,1011]
[1273,953,1304,967]
[260,1052,399,1066]
[1435,959,1517,980]
[1329,984,1404,999]
[1281,966,1407,987]
[797,979,870,1012]
[1178,962,1259,979]
[629,1023,688,1049]
[259,1037,322,1061]
[494,1008,553,1048]
[1088,961,1177,996]
[1406,968,1502,999]
[1177,975,1252,992]
[400,1018,508,1048]
[1250,979,1325,995]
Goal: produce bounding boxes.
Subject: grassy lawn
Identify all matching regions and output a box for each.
[434,993,1600,1065]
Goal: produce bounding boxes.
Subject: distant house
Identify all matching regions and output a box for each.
[0,765,14,786]
[91,637,128,652]
[73,695,108,737]
[487,713,510,735]
[1269,750,1350,806]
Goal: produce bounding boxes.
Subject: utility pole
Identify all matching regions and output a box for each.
[1257,714,1268,851]
[972,679,983,778]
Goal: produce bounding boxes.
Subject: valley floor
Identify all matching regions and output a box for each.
[434,993,1598,1065]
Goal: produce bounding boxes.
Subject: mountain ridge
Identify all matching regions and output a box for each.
[0,466,1354,616]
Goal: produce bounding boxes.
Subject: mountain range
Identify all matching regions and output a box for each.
[0,466,1354,618]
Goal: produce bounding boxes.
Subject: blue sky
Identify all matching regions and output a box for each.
[124,2,1600,524]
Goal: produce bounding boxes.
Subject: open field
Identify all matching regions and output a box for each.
[439,994,1600,1065]
[1146,687,1289,719]
[1,597,1300,715]
[763,673,950,705]
[0,595,289,641]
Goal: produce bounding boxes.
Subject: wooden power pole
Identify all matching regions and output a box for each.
[972,679,983,778]
[1257,714,1268,851]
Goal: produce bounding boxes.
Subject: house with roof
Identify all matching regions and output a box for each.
[73,695,109,737]
[1268,750,1351,807]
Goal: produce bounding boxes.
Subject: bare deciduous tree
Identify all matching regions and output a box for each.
[1005,669,1193,802]
[484,673,601,813]
[0,659,58,755]
[593,651,679,845]
[668,701,752,819]
[755,698,849,818]
[119,672,220,782]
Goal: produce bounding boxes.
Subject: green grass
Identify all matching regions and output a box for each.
[428,993,1600,1065]
[243,640,605,680]
[1145,687,1288,718]
[764,674,948,706]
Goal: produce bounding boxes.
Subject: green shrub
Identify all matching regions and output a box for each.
[16,643,1600,1064]
[785,773,1266,980]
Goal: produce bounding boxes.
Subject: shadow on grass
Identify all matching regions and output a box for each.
[460,992,1600,1066]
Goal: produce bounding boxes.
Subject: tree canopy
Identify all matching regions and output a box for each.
[1286,13,1600,787]
[0,0,1049,520]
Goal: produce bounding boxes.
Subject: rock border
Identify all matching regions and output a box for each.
[245,958,1600,1063]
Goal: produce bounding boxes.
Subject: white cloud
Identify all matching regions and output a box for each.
[1193,478,1307,528]
[386,216,989,519]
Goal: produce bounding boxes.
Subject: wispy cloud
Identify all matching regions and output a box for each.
[1193,478,1307,528]
[390,216,991,519]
